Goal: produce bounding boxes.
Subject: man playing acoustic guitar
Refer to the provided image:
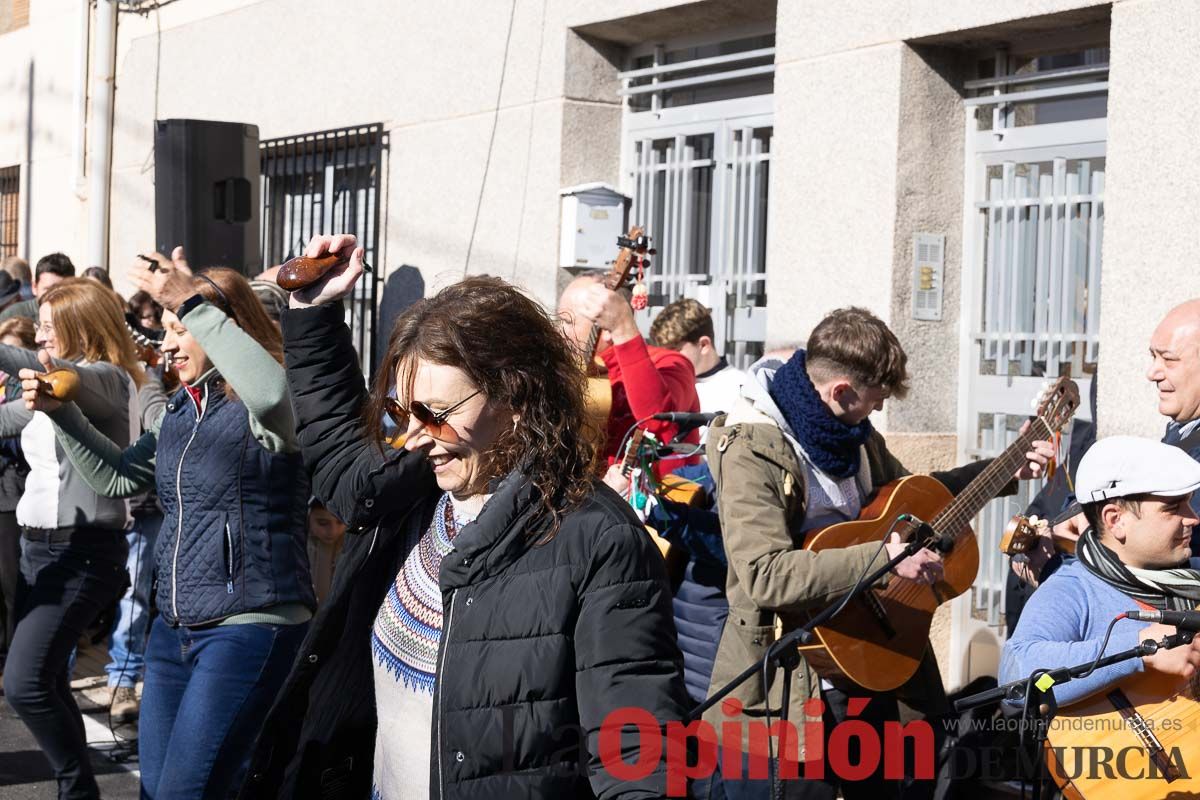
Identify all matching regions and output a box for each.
[706,307,1054,800]
[1001,436,1200,716]
[557,274,700,468]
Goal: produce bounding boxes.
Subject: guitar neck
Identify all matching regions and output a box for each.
[932,416,1053,541]
[621,430,646,477]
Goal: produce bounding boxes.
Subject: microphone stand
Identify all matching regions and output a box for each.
[952,631,1193,800]
[687,519,949,724]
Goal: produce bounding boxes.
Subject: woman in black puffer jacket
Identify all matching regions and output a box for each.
[242,234,689,800]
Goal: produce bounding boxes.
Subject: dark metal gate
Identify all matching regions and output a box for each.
[0,166,18,259]
[260,124,386,374]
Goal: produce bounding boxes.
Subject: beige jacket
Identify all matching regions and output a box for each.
[703,397,947,756]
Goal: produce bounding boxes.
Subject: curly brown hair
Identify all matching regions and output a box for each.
[367,276,595,537]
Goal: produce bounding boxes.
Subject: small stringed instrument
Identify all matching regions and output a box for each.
[619,428,700,581]
[798,377,1081,691]
[1045,645,1200,800]
[581,228,654,461]
[125,313,165,369]
[1000,513,1077,557]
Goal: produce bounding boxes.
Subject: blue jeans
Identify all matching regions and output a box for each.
[139,614,308,799]
[105,512,161,688]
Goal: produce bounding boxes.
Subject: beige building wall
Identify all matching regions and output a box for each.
[3,0,1199,693]
[1099,0,1200,440]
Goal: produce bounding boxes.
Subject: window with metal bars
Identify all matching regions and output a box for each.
[957,42,1108,636]
[260,125,386,374]
[620,29,774,370]
[0,166,18,259]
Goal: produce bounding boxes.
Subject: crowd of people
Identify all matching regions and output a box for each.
[0,232,1195,800]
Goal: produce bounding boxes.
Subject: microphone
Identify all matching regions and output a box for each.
[651,411,723,427]
[1126,609,1200,632]
[896,513,953,553]
[654,442,701,458]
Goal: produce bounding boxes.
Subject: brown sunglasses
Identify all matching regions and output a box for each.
[385,390,481,443]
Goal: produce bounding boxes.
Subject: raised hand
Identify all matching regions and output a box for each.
[130,246,195,312]
[573,283,639,345]
[20,349,61,413]
[289,234,365,308]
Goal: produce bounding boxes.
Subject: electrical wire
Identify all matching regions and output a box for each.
[1015,611,1129,797]
[116,0,185,13]
[463,0,518,275]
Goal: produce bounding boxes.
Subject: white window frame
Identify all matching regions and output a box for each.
[619,26,774,367]
[948,51,1108,688]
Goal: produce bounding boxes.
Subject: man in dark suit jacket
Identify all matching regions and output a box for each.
[1004,376,1097,632]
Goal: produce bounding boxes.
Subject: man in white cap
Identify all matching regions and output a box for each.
[1001,436,1200,706]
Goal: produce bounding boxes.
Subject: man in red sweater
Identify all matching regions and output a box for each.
[557,275,700,468]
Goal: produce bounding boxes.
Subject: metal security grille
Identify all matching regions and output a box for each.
[955,49,1107,652]
[621,31,773,369]
[260,125,386,374]
[0,166,18,258]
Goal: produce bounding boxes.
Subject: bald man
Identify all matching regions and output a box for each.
[1015,300,1200,584]
[1150,300,1200,521]
[557,275,699,467]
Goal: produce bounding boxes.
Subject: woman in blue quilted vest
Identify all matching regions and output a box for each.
[0,278,142,800]
[23,250,314,800]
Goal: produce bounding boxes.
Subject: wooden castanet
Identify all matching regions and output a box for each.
[1045,667,1200,800]
[37,367,81,402]
[276,253,374,291]
[276,254,347,291]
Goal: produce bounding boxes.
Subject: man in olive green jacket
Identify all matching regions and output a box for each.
[704,308,1053,799]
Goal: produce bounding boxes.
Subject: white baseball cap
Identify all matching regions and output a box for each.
[1075,435,1200,503]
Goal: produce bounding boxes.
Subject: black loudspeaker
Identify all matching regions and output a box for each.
[154,119,261,274]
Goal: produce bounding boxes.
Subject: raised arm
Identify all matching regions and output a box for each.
[43,401,159,498]
[609,337,697,443]
[281,302,433,530]
[0,343,132,423]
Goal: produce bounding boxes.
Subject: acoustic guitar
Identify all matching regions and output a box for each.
[1045,655,1200,799]
[798,377,1080,692]
[580,227,653,462]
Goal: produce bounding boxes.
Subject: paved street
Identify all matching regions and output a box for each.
[0,645,139,799]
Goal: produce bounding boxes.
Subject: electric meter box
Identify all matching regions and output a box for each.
[559,183,631,269]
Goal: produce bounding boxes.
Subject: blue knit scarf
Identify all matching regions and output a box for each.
[768,350,874,479]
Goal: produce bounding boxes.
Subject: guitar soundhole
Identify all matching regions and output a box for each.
[859,590,896,640]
